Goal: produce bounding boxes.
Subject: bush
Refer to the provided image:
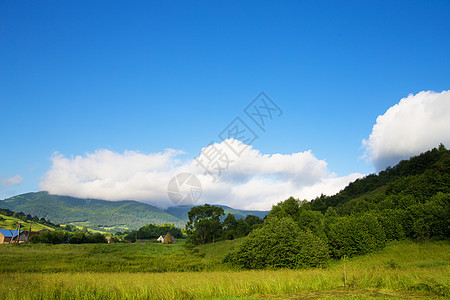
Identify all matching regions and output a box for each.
[224,217,329,269]
[327,213,386,258]
[406,193,450,240]
[30,230,70,244]
[30,230,106,244]
[69,232,106,244]
[378,209,406,241]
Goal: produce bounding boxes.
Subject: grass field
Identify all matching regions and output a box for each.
[0,239,448,299]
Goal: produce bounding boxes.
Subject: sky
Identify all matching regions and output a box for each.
[1,1,449,210]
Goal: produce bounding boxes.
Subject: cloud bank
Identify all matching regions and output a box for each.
[363,90,450,170]
[40,140,363,210]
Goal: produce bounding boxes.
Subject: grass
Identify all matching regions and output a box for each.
[0,239,448,299]
[0,213,53,231]
[0,240,216,273]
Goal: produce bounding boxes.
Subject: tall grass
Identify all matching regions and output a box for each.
[0,240,448,299]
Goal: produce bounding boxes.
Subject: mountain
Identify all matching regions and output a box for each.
[0,192,269,232]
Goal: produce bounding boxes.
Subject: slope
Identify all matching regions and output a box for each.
[308,144,450,213]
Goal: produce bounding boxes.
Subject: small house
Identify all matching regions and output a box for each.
[18,229,51,243]
[0,229,22,244]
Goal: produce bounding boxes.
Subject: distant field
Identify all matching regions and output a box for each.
[0,240,448,299]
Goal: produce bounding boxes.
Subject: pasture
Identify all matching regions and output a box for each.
[0,239,448,299]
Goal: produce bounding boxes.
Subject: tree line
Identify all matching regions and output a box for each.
[29,230,107,244]
[120,223,183,242]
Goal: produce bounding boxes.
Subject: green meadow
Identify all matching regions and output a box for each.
[1,239,448,299]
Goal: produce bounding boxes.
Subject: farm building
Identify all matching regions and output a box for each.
[0,229,50,244]
[18,229,51,243]
[0,229,22,244]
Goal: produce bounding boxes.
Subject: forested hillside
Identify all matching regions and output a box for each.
[309,143,449,213]
[225,145,449,269]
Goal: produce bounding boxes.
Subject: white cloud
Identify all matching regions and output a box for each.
[1,175,24,189]
[363,90,450,171]
[40,140,364,210]
[39,149,184,208]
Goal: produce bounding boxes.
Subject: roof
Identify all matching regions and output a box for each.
[21,229,51,236]
[0,229,23,238]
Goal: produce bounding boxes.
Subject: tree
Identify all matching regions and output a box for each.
[186,204,224,244]
[327,213,386,258]
[378,209,406,241]
[266,197,304,222]
[225,217,329,269]
[234,218,250,238]
[124,223,182,241]
[297,209,326,241]
[222,213,238,240]
[244,215,264,230]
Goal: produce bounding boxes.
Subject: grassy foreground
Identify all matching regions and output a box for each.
[0,240,448,299]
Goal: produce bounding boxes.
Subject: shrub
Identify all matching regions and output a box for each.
[378,209,406,241]
[30,230,70,244]
[224,217,329,269]
[327,213,386,258]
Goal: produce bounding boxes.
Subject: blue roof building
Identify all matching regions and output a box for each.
[0,229,23,243]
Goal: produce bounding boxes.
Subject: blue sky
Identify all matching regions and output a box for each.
[1,1,449,208]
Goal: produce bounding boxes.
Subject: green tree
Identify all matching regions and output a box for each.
[244,214,264,230]
[225,217,329,269]
[297,209,326,241]
[222,213,238,240]
[186,204,224,244]
[406,193,449,240]
[327,213,386,258]
[378,209,406,241]
[266,197,304,222]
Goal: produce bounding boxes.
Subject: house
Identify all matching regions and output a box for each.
[0,229,22,244]
[105,236,114,244]
[18,229,51,243]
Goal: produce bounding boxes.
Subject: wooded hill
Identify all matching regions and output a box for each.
[225,145,449,269]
